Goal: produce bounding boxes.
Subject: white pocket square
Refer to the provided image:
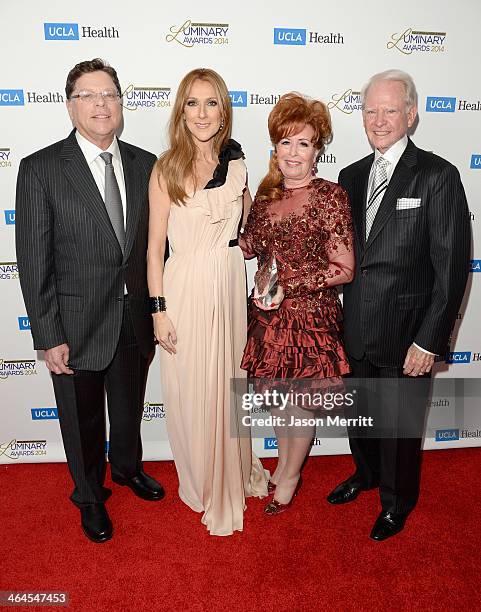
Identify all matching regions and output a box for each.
[396,198,421,210]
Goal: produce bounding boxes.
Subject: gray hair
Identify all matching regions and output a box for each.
[361,69,418,110]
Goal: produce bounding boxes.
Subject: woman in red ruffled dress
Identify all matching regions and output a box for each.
[239,93,354,515]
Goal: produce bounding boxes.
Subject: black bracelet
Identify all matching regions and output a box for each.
[150,296,166,313]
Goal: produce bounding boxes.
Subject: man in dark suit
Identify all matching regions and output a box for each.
[327,69,470,540]
[16,58,164,543]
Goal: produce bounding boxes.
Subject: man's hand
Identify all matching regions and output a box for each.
[403,344,435,377]
[44,344,73,375]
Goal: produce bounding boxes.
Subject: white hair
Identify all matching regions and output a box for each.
[361,69,418,110]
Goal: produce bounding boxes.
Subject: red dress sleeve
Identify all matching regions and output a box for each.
[238,198,269,260]
[282,185,354,298]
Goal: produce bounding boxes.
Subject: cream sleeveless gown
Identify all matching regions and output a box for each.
[160,158,267,536]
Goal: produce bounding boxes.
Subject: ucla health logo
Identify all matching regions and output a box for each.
[470,155,481,169]
[264,437,278,449]
[0,89,63,106]
[274,27,343,46]
[0,262,18,280]
[142,402,165,421]
[0,148,12,168]
[229,91,247,107]
[387,28,446,54]
[274,28,306,45]
[445,351,471,364]
[435,429,459,442]
[328,89,362,114]
[0,359,37,380]
[44,23,79,40]
[18,317,30,331]
[122,85,171,111]
[4,210,15,225]
[425,97,456,113]
[44,22,119,40]
[31,408,58,420]
[0,438,47,459]
[0,90,24,106]
[470,259,481,272]
[458,100,481,111]
[166,20,229,47]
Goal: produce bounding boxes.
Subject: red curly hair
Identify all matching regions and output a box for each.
[257,92,332,201]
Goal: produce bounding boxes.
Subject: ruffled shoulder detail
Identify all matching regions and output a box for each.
[190,158,247,223]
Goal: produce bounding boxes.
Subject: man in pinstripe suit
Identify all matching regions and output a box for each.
[16,59,164,543]
[327,70,470,540]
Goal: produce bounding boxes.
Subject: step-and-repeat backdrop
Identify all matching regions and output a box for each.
[1,1,480,463]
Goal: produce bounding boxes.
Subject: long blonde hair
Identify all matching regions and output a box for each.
[156,68,232,205]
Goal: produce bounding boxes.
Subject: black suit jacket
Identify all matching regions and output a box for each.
[338,139,471,366]
[15,130,156,370]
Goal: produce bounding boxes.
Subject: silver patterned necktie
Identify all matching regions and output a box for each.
[99,152,126,253]
[366,156,390,239]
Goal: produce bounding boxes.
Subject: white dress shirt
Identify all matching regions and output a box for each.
[75,131,127,227]
[368,135,434,357]
[366,135,408,200]
[75,131,128,294]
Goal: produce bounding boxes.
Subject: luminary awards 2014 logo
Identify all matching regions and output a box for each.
[166,20,229,47]
[142,402,165,421]
[387,27,446,54]
[121,85,171,111]
[0,262,19,280]
[327,89,362,114]
[0,148,12,168]
[0,439,47,460]
[0,359,37,380]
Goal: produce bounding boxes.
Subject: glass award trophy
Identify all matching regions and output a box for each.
[253,255,279,308]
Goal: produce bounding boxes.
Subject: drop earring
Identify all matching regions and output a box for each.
[219,119,224,131]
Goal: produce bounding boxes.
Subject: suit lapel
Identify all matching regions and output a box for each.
[350,155,372,255]
[60,130,122,254]
[364,139,418,252]
[119,141,143,263]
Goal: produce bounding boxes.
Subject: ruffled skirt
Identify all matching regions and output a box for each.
[241,296,350,380]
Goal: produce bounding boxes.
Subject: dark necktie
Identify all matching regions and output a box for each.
[99,152,125,253]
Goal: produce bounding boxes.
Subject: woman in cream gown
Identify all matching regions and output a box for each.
[147,68,267,536]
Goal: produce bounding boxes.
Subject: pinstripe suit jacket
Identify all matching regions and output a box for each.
[338,139,471,366]
[15,129,156,370]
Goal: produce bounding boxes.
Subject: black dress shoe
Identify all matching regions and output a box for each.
[370,511,408,541]
[112,470,165,501]
[80,503,113,543]
[327,477,365,505]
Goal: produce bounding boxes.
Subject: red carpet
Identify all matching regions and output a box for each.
[1,449,480,611]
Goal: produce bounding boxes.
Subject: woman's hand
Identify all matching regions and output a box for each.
[253,285,284,311]
[153,312,177,354]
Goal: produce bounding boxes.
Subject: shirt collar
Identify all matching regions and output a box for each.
[75,130,121,165]
[374,135,408,168]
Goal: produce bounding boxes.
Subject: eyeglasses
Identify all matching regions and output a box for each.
[69,90,121,103]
